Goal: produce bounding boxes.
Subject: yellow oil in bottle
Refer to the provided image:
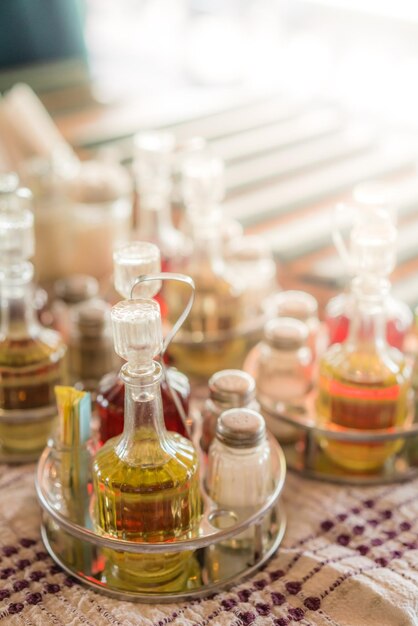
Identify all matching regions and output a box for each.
[316,347,412,471]
[166,274,245,379]
[0,332,66,455]
[93,431,201,590]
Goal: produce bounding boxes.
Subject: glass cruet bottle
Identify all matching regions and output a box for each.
[325,182,412,349]
[96,241,190,444]
[134,131,190,273]
[166,154,245,379]
[317,275,413,472]
[0,173,66,460]
[92,297,201,591]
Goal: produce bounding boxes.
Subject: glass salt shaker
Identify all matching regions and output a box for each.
[265,290,320,357]
[207,408,272,545]
[247,317,313,442]
[200,369,259,452]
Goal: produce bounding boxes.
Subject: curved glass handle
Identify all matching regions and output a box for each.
[131,272,195,438]
[332,203,352,271]
[130,272,195,353]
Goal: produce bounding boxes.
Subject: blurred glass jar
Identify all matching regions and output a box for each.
[225,235,277,316]
[207,408,272,545]
[245,317,313,441]
[52,274,99,342]
[264,290,320,357]
[21,156,133,284]
[201,369,259,452]
[68,300,119,394]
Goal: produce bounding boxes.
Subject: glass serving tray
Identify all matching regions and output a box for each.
[35,436,286,602]
[259,392,418,485]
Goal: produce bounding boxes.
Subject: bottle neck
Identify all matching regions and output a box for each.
[116,361,172,464]
[139,192,174,239]
[0,262,39,340]
[190,220,224,275]
[346,279,388,352]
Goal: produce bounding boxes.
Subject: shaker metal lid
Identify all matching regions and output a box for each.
[209,369,255,404]
[264,317,309,350]
[269,290,318,321]
[54,274,99,304]
[76,301,110,336]
[216,408,266,448]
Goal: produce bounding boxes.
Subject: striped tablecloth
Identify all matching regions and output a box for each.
[1,461,418,625]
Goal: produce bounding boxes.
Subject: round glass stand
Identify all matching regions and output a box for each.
[0,405,57,464]
[261,392,418,485]
[35,438,287,602]
[168,304,275,379]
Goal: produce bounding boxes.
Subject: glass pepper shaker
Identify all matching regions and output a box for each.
[207,408,272,544]
[68,300,118,394]
[52,274,99,342]
[244,317,313,442]
[200,369,259,452]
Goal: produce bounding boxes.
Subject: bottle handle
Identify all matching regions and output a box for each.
[130,272,195,438]
[130,271,195,353]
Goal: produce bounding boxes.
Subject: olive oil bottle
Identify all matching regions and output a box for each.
[0,174,66,460]
[166,154,245,378]
[316,277,412,471]
[92,298,201,591]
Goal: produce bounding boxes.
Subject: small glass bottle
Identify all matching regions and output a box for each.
[207,408,271,544]
[247,317,313,441]
[201,369,259,452]
[317,276,413,472]
[96,241,190,443]
[68,300,118,394]
[0,174,66,460]
[92,298,201,591]
[134,131,190,273]
[325,182,412,349]
[167,154,245,378]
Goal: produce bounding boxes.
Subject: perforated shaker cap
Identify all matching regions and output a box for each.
[216,408,266,448]
[209,369,256,405]
[182,154,224,220]
[264,317,309,350]
[113,241,161,299]
[0,173,34,263]
[111,298,163,366]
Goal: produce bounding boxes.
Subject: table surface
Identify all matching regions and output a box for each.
[2,92,418,625]
[2,462,418,625]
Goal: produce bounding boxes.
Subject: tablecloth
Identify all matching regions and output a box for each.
[1,460,418,626]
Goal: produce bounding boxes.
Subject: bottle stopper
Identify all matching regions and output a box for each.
[0,172,34,263]
[111,298,163,367]
[113,241,161,299]
[134,131,175,199]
